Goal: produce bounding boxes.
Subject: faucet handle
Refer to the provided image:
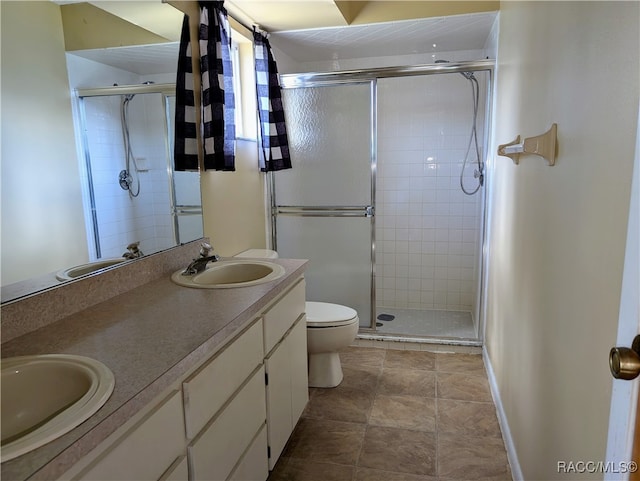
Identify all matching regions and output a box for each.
[123,241,143,259]
[199,243,213,257]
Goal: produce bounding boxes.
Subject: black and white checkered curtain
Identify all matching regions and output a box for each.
[200,1,235,171]
[174,15,198,171]
[253,29,291,172]
[174,2,236,172]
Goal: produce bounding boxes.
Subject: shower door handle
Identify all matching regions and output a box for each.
[365,205,375,217]
[276,206,374,217]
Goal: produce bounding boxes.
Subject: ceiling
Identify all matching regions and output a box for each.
[66,1,498,74]
[269,12,497,62]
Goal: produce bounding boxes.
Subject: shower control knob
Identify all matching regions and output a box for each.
[609,335,640,380]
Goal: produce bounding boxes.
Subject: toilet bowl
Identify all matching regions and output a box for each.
[235,249,359,388]
[306,301,359,388]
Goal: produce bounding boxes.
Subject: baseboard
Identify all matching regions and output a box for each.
[483,346,524,481]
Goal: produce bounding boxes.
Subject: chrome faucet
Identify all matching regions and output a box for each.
[181,243,220,275]
[123,241,144,259]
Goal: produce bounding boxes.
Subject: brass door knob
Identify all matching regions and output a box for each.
[610,335,640,380]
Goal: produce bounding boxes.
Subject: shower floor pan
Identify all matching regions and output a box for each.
[374,307,476,339]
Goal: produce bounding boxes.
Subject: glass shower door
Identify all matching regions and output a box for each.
[165,95,203,244]
[273,81,375,328]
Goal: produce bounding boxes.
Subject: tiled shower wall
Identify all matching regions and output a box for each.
[82,93,175,259]
[286,45,494,322]
[375,72,487,314]
[66,56,180,259]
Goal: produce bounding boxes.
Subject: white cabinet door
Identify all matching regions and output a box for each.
[289,316,309,424]
[264,337,293,470]
[264,315,309,470]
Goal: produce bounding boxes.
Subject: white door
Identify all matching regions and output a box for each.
[605,104,640,479]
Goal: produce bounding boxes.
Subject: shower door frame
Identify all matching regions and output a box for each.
[273,59,495,341]
[270,79,378,329]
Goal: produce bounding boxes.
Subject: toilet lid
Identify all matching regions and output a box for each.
[306,301,358,327]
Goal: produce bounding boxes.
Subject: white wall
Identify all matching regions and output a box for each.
[1,2,88,286]
[486,2,639,479]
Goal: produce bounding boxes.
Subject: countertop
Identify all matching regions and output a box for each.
[1,257,308,481]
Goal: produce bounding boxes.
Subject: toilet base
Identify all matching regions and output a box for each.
[308,352,344,388]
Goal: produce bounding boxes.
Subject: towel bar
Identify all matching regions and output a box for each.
[497,123,558,166]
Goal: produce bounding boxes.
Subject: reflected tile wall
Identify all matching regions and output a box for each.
[83,93,173,258]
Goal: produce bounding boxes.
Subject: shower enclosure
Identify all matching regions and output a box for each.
[76,84,203,260]
[272,61,493,343]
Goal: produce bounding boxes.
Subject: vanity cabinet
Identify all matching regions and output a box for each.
[59,276,308,481]
[263,280,308,470]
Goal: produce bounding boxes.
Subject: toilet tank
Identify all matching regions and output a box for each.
[234,249,279,259]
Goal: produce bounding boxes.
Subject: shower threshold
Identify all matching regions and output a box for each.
[376,307,476,336]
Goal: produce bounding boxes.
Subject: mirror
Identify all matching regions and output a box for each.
[0,1,203,303]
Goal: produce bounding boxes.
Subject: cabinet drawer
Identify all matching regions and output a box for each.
[78,390,184,481]
[188,367,267,481]
[263,279,305,354]
[228,425,268,481]
[183,319,263,439]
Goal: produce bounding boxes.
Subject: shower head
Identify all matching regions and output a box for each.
[434,59,476,81]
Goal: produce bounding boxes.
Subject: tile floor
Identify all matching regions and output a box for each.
[268,346,512,481]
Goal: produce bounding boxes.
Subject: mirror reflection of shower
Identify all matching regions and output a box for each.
[117,81,155,198]
[76,83,203,261]
[435,60,484,195]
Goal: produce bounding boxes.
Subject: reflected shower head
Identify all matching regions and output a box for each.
[434,59,476,81]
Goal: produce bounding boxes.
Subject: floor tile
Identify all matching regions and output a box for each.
[369,394,436,431]
[340,347,387,368]
[303,387,374,424]
[339,365,381,393]
[268,458,356,481]
[269,347,511,481]
[436,352,485,374]
[438,432,511,480]
[378,368,436,397]
[437,398,502,437]
[437,372,492,402]
[355,467,437,481]
[358,426,436,476]
[282,418,366,466]
[384,349,436,370]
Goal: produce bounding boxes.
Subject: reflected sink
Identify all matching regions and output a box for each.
[56,258,127,281]
[1,354,115,462]
[171,260,286,289]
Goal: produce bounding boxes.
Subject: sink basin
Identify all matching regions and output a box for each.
[56,258,127,281]
[171,260,286,289]
[1,354,115,462]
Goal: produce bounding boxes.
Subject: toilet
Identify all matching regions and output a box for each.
[235,249,359,388]
[305,301,359,388]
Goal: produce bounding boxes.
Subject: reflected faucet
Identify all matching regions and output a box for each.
[181,243,220,275]
[123,242,144,259]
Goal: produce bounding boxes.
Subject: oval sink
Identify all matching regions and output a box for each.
[1,354,115,462]
[56,258,127,281]
[171,260,286,289]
